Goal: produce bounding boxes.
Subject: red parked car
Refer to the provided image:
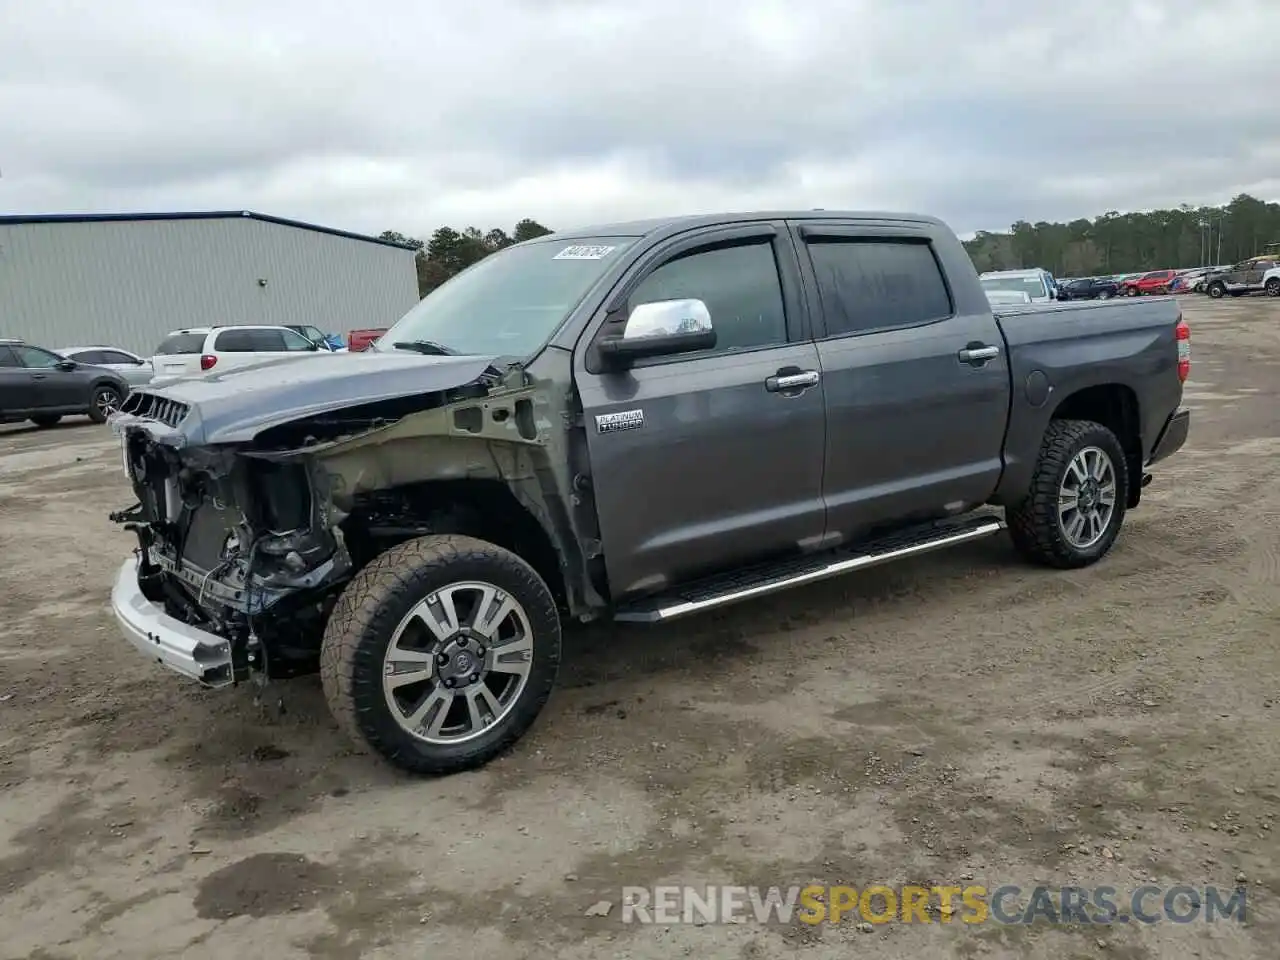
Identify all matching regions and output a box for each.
[346,328,387,352]
[1119,269,1177,296]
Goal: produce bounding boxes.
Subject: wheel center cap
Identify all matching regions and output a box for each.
[1078,479,1099,510]
[453,651,474,672]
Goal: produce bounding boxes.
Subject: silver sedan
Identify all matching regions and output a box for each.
[55,346,154,387]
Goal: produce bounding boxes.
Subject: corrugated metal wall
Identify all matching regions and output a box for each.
[0,216,420,354]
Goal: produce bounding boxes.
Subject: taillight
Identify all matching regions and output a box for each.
[1175,315,1190,382]
[200,354,217,371]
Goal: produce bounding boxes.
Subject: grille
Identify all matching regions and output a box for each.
[121,391,190,428]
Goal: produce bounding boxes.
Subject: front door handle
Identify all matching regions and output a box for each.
[31,373,48,380]
[765,369,821,393]
[958,345,1000,365]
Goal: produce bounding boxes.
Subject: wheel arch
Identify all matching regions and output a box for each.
[1048,383,1143,507]
[341,478,573,613]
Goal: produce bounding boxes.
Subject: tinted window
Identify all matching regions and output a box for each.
[810,239,953,336]
[154,333,206,355]
[0,346,19,367]
[214,329,288,352]
[15,345,61,368]
[67,349,108,364]
[98,349,139,364]
[627,240,787,353]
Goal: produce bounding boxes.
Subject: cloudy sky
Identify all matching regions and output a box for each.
[2,0,1277,240]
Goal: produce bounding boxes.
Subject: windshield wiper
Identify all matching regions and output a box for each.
[392,339,456,356]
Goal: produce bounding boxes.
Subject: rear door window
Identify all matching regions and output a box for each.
[154,333,206,355]
[806,239,954,337]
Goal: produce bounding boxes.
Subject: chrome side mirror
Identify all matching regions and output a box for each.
[598,298,717,367]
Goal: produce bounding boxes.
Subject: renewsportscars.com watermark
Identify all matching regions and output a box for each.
[618,884,1247,926]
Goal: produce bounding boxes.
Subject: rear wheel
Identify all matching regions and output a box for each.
[88,384,123,423]
[1206,281,1225,299]
[1098,289,1113,300]
[320,534,561,776]
[1007,419,1128,570]
[30,414,62,428]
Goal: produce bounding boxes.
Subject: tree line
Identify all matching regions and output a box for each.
[963,193,1280,277]
[384,191,1280,297]
[379,218,553,297]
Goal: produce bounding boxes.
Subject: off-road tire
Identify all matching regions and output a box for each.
[87,384,123,423]
[30,414,62,428]
[1206,281,1225,299]
[320,534,561,776]
[1265,278,1280,297]
[1006,419,1129,570]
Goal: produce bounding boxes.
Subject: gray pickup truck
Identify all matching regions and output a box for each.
[108,210,1192,775]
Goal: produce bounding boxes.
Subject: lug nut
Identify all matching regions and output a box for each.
[437,653,449,664]
[469,674,479,683]
[457,637,468,647]
[444,677,455,688]
[476,646,486,657]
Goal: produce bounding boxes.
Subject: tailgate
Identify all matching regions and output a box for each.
[152,355,200,377]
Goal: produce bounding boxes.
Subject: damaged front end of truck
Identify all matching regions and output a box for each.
[109,356,597,688]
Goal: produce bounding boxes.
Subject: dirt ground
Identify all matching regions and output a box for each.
[1,295,1277,959]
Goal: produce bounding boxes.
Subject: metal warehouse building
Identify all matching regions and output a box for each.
[0,211,421,354]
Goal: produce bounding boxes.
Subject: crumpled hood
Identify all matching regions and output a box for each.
[115,350,505,446]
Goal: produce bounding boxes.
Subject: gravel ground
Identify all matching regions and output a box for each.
[1,295,1277,960]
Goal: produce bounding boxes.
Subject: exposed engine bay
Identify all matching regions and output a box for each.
[109,360,599,683]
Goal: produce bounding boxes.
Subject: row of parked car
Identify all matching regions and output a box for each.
[981,254,1280,309]
[1060,256,1280,300]
[0,322,392,430]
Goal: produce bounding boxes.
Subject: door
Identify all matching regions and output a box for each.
[791,224,1012,540]
[13,345,89,410]
[575,224,826,598]
[1242,260,1272,289]
[0,345,30,415]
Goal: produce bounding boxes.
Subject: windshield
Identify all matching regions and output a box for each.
[981,276,1048,299]
[376,236,638,357]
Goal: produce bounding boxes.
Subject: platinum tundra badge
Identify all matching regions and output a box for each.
[595,409,645,434]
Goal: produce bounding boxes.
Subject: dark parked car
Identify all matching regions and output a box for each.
[0,339,130,428]
[1057,277,1119,301]
[108,209,1191,776]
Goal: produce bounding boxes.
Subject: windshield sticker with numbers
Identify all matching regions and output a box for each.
[553,244,617,260]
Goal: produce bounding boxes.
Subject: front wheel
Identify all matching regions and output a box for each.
[88,384,123,423]
[1206,282,1225,299]
[320,534,561,776]
[1265,278,1280,297]
[1007,419,1128,570]
[1098,289,1113,300]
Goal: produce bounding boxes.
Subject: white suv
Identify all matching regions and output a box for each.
[149,325,326,382]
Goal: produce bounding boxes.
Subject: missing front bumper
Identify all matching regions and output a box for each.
[111,557,235,687]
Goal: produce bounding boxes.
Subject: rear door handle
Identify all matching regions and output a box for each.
[958,345,1000,365]
[765,370,821,393]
